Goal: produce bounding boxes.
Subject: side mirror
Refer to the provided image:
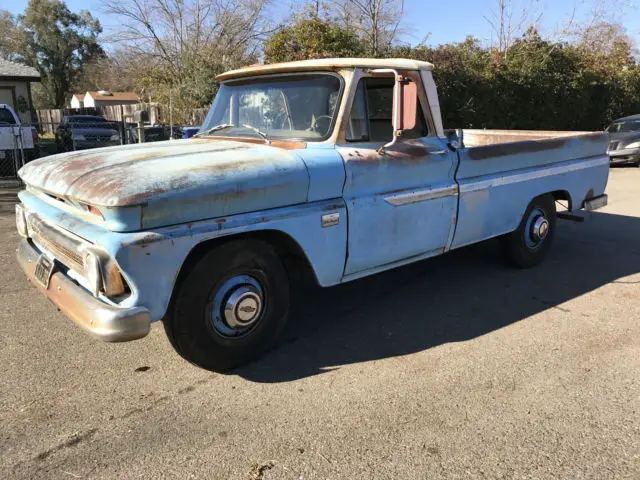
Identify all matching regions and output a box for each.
[393,79,417,134]
[369,69,418,154]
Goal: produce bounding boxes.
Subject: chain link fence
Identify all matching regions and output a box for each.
[1,119,185,181]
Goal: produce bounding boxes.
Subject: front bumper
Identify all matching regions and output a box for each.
[17,238,151,342]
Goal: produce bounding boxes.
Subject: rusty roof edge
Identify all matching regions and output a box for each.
[216,58,434,81]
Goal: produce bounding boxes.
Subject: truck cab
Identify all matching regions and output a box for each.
[15,59,609,371]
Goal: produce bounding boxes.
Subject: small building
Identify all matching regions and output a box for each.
[0,59,40,123]
[70,93,85,109]
[82,91,138,108]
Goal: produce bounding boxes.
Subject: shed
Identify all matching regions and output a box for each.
[0,59,40,123]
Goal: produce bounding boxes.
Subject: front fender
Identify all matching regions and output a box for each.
[115,199,348,321]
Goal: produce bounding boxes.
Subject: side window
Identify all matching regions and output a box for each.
[346,77,428,142]
[345,80,369,141]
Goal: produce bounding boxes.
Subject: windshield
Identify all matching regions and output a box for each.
[0,108,16,125]
[606,119,640,133]
[200,74,342,141]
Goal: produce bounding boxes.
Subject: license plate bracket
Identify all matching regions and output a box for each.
[34,254,55,288]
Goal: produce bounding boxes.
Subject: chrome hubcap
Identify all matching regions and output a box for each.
[525,207,550,250]
[210,275,265,337]
[531,216,550,242]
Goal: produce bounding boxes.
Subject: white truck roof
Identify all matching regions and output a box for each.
[217,58,435,81]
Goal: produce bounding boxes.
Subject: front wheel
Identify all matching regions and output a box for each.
[501,194,556,268]
[164,240,290,371]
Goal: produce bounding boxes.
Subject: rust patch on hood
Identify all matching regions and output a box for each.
[18,139,302,208]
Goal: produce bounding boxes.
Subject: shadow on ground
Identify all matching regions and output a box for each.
[235,211,640,382]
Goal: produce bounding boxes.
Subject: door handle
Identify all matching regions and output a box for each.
[429,150,449,155]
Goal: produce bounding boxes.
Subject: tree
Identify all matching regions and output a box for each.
[16,0,104,108]
[104,0,272,120]
[483,0,541,59]
[0,10,22,62]
[264,11,365,63]
[333,0,405,56]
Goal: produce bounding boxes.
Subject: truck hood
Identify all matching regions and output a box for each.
[19,139,310,230]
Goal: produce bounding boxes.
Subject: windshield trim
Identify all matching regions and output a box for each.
[204,71,345,143]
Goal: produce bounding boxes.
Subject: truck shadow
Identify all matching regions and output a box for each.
[235,211,640,383]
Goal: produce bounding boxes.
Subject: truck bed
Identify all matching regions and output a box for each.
[450,130,610,249]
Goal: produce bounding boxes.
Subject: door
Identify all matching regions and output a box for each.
[338,75,458,277]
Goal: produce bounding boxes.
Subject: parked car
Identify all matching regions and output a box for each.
[181,126,201,139]
[55,115,120,152]
[0,103,38,177]
[125,123,169,143]
[605,114,640,165]
[15,58,609,372]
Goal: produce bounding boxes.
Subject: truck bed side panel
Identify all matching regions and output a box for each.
[451,133,609,249]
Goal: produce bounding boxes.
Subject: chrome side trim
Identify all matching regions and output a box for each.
[459,156,609,193]
[383,184,458,206]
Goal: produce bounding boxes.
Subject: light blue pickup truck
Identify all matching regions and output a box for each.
[15,58,609,371]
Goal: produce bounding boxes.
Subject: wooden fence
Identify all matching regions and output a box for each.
[36,104,207,133]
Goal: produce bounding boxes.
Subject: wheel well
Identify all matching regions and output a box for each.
[550,190,572,211]
[169,230,318,311]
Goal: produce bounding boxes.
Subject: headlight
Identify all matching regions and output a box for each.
[109,134,120,141]
[15,204,27,238]
[624,141,640,149]
[83,250,103,296]
[72,134,86,141]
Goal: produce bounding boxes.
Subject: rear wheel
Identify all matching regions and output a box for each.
[164,240,290,371]
[501,194,556,268]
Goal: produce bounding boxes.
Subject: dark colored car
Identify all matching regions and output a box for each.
[55,115,121,152]
[606,115,640,166]
[125,123,178,144]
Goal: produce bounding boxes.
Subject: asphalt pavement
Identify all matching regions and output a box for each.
[1,169,639,479]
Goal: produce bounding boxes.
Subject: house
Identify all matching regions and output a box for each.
[0,58,40,123]
[70,90,139,109]
[70,93,85,109]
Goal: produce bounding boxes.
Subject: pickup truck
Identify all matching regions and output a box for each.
[0,103,37,177]
[55,115,121,152]
[15,58,609,371]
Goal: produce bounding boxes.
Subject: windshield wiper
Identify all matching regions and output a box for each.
[194,123,235,137]
[241,124,271,144]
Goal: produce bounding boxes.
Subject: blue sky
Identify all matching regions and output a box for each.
[4,0,640,48]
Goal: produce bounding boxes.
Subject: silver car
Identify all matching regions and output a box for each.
[606,115,640,166]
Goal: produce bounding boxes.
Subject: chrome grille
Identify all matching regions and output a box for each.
[28,215,85,273]
[608,141,620,151]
